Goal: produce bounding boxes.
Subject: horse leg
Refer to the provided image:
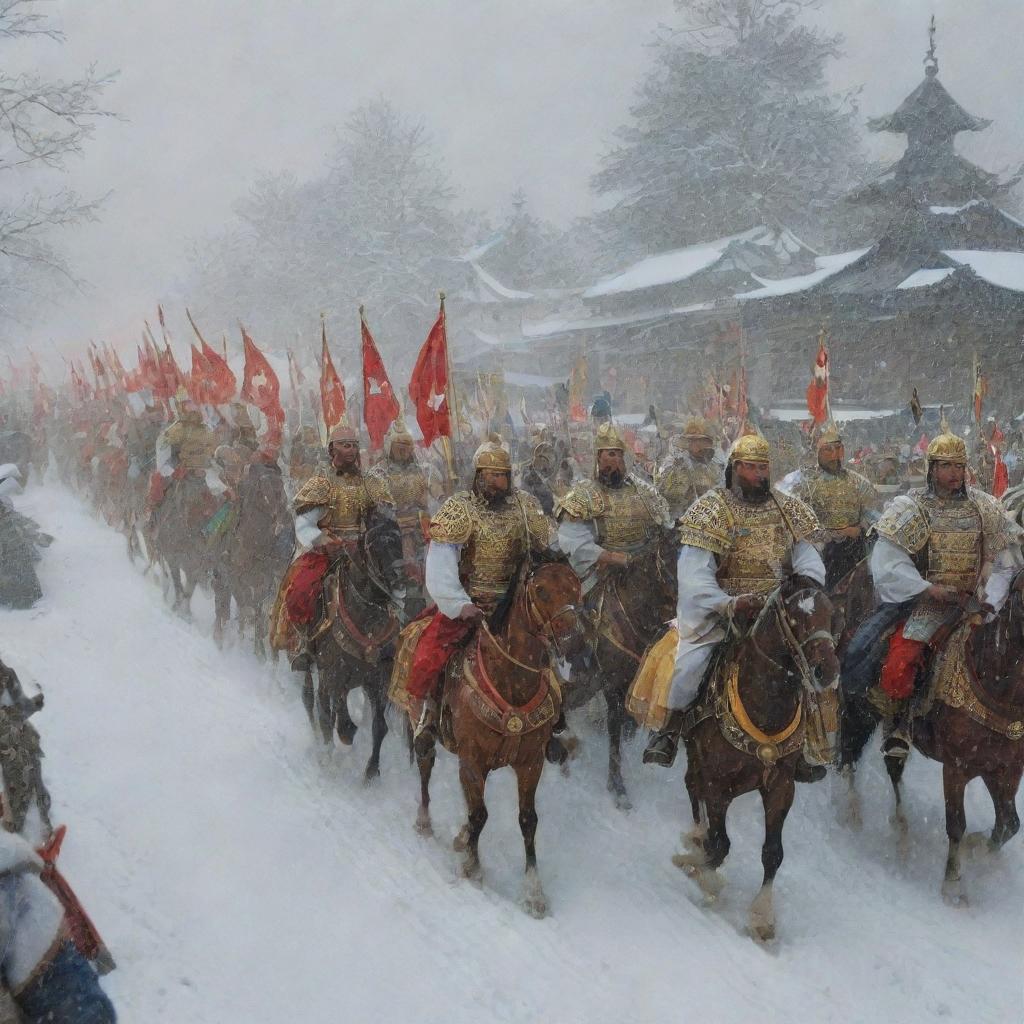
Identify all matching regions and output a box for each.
[604,684,632,811]
[212,574,230,649]
[315,665,334,746]
[885,748,910,853]
[301,668,317,735]
[750,773,795,942]
[682,742,706,850]
[836,694,878,830]
[674,780,728,902]
[331,666,358,747]
[415,733,436,837]
[515,759,548,918]
[983,767,1022,851]
[362,676,389,784]
[941,762,970,906]
[457,758,489,882]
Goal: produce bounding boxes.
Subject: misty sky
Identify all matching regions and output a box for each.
[17,0,1024,346]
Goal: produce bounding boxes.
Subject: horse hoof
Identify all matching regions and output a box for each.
[336,723,357,746]
[453,826,470,853]
[672,851,705,871]
[415,815,433,838]
[942,878,968,907]
[362,766,381,786]
[682,826,707,852]
[522,894,548,919]
[613,792,633,812]
[461,858,482,883]
[749,920,776,943]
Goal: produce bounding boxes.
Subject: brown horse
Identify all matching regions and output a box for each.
[839,584,1024,905]
[398,561,584,918]
[676,580,839,941]
[568,528,678,809]
[303,512,405,782]
[829,556,875,660]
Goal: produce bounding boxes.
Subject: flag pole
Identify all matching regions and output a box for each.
[439,292,461,488]
[359,304,367,442]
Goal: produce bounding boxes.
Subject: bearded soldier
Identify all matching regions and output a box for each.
[643,432,828,780]
[846,423,1020,760]
[789,422,878,587]
[366,420,432,613]
[271,424,399,670]
[655,416,724,520]
[516,440,559,515]
[405,437,552,737]
[556,422,671,597]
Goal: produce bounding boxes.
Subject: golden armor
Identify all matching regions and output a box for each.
[678,487,820,596]
[162,418,217,473]
[429,490,548,609]
[656,454,722,519]
[794,465,876,531]
[293,472,385,540]
[556,477,669,552]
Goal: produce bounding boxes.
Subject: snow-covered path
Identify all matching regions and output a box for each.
[1,483,1022,1023]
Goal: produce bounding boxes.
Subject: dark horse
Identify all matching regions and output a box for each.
[675,581,839,941]
[568,528,678,809]
[839,583,1024,904]
[395,561,584,917]
[302,511,405,782]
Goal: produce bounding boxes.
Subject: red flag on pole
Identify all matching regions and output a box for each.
[240,325,284,450]
[806,330,829,425]
[360,307,399,450]
[187,344,210,405]
[319,318,347,432]
[185,308,236,404]
[409,298,452,447]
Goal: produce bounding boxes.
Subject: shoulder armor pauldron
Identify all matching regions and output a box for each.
[555,479,604,521]
[293,474,334,514]
[873,494,929,554]
[629,474,671,526]
[430,493,474,545]
[677,488,733,556]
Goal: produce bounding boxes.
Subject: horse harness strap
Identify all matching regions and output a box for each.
[462,634,558,737]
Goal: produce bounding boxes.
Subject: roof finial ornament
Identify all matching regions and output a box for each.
[924,14,938,77]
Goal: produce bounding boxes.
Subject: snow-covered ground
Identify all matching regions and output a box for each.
[1,482,1022,1023]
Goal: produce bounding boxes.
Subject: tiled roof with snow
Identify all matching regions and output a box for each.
[470,262,533,301]
[735,249,871,300]
[582,226,807,299]
[897,268,957,289]
[522,302,715,340]
[944,250,1024,293]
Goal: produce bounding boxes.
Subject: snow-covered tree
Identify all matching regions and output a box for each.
[592,0,866,254]
[0,0,116,326]
[187,100,469,370]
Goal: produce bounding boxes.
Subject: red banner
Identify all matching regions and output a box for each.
[319,320,347,432]
[361,312,399,450]
[240,326,284,449]
[408,299,451,447]
[806,333,829,425]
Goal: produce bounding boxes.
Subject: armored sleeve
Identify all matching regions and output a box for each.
[774,490,821,544]
[364,470,395,510]
[292,475,334,516]
[517,491,555,551]
[555,480,603,522]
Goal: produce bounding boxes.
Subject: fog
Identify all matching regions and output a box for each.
[11,0,1024,348]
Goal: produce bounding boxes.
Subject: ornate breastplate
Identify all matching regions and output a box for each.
[802,468,862,530]
[717,492,793,596]
[598,482,656,551]
[659,458,720,518]
[921,494,982,590]
[318,475,375,539]
[375,464,427,531]
[461,498,529,605]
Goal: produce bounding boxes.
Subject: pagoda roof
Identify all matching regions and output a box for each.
[867,72,990,138]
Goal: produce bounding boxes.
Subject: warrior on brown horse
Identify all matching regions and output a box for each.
[839,425,1024,903]
[272,425,406,781]
[390,437,582,915]
[556,422,675,808]
[392,559,584,917]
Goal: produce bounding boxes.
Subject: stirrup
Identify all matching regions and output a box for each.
[794,756,827,784]
[882,733,911,761]
[643,728,679,768]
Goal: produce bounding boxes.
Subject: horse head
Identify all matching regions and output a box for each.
[360,508,406,603]
[521,561,586,664]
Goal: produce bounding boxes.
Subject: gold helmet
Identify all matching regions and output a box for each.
[385,418,414,448]
[817,421,842,448]
[673,416,714,448]
[926,430,967,465]
[473,435,512,472]
[327,424,359,447]
[728,430,770,465]
[595,422,626,452]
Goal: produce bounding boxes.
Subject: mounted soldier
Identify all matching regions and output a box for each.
[642,431,829,781]
[655,416,723,521]
[787,422,878,587]
[556,421,671,601]
[403,437,553,741]
[516,439,559,515]
[365,420,432,615]
[843,421,1021,761]
[271,423,399,671]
